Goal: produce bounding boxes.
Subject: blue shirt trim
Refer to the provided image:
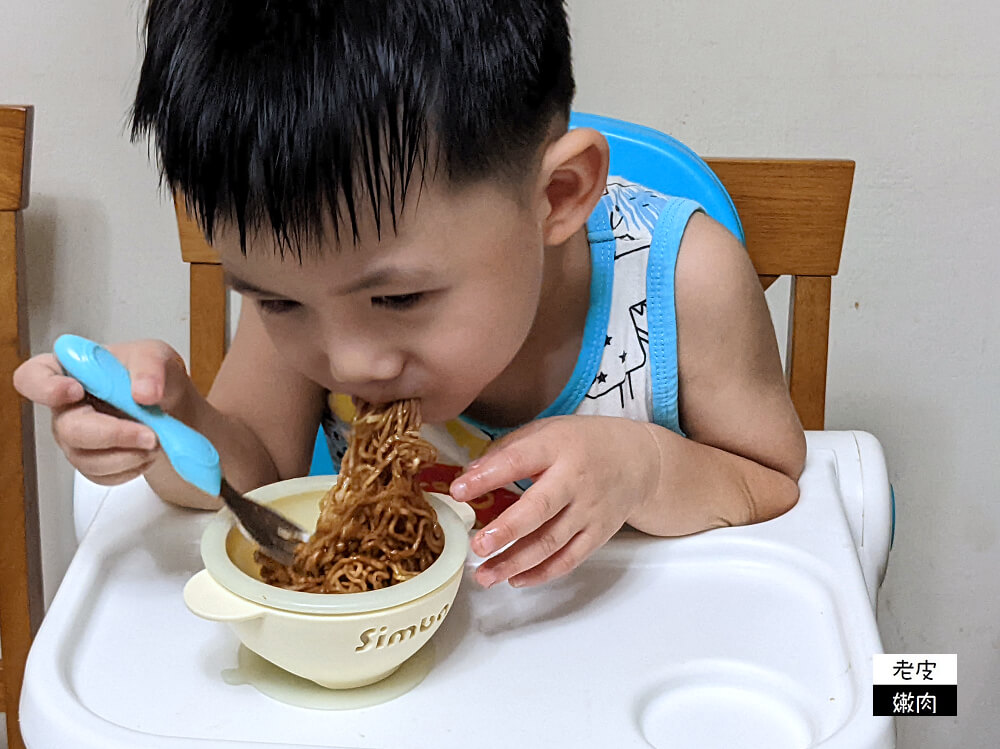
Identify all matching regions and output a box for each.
[458,202,616,436]
[647,198,702,435]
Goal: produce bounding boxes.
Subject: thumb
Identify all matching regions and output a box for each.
[107,340,189,409]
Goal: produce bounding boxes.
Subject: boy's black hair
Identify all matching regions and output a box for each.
[130,0,575,252]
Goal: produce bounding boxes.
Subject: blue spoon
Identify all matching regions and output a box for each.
[53,334,309,565]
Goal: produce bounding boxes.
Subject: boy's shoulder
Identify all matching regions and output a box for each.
[675,210,753,303]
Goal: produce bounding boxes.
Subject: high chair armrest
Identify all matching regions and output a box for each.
[805,430,893,609]
[848,430,894,605]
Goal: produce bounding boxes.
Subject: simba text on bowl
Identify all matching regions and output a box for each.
[355,604,451,653]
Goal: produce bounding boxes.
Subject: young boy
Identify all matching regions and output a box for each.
[15,0,805,590]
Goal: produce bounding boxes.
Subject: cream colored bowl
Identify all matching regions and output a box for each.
[183,475,474,689]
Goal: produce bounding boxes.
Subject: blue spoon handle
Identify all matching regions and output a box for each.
[53,334,222,496]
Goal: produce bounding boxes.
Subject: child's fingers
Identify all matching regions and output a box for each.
[108,340,187,407]
[12,353,85,407]
[63,447,157,480]
[506,530,600,589]
[469,477,569,557]
[77,465,156,487]
[451,432,554,501]
[460,419,551,474]
[473,507,580,588]
[54,405,158,451]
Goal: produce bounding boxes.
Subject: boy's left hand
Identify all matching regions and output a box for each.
[449,415,660,589]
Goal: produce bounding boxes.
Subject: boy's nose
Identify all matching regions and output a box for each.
[326,342,405,386]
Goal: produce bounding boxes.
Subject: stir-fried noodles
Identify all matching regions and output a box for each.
[257,399,443,593]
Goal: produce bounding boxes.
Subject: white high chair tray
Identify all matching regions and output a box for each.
[22,432,894,748]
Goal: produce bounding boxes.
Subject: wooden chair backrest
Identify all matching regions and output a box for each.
[176,158,855,430]
[0,104,43,749]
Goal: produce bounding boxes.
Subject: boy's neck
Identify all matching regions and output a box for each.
[463,225,592,429]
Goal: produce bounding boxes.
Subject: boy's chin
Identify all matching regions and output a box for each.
[418,396,476,426]
[419,405,462,426]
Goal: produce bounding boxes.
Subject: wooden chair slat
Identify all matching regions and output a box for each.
[175,198,220,264]
[707,158,854,277]
[189,263,227,397]
[1,104,42,749]
[0,107,32,211]
[786,275,833,430]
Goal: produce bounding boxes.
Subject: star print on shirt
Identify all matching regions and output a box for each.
[581,181,670,413]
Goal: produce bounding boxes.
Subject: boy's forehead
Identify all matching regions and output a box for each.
[213,198,474,296]
[211,171,438,251]
[213,170,531,258]
[213,213,436,269]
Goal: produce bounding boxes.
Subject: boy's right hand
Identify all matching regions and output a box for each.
[13,340,193,486]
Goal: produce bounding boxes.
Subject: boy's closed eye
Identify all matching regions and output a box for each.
[371,292,426,310]
[255,292,427,315]
[257,298,302,315]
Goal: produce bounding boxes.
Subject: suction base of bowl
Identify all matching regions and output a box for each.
[221,642,435,710]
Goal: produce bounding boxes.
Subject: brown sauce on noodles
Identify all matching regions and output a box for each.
[257,399,443,593]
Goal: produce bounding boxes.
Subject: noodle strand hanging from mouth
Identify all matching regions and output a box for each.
[257,399,443,593]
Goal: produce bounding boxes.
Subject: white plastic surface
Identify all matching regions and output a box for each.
[73,470,111,542]
[27,431,894,748]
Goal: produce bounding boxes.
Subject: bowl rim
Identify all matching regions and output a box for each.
[200,475,471,614]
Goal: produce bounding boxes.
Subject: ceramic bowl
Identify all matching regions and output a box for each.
[183,475,474,689]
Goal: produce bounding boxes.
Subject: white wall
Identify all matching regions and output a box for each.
[2,0,189,610]
[3,2,998,747]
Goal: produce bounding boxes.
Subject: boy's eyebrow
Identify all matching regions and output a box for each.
[223,272,277,297]
[222,266,434,298]
[337,266,434,294]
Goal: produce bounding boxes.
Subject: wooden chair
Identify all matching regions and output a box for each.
[174,153,854,431]
[709,158,855,429]
[0,105,43,749]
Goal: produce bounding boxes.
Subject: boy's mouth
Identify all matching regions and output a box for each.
[349,392,421,409]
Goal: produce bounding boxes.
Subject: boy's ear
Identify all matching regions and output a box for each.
[537,128,610,247]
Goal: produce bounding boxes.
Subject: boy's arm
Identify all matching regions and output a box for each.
[145,302,327,508]
[627,211,805,535]
[449,212,806,588]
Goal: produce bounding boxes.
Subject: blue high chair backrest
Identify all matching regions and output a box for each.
[308,112,744,476]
